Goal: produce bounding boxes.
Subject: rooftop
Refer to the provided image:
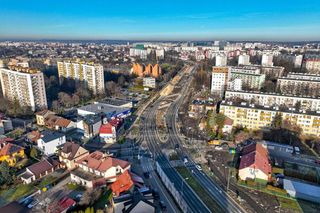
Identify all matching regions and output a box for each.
[40,130,65,143]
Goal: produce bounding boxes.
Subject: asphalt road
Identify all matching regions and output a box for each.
[164,66,246,213]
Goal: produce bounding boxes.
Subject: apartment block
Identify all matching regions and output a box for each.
[238,54,250,65]
[230,66,265,90]
[57,61,105,95]
[303,58,320,73]
[220,101,320,136]
[277,73,320,96]
[261,54,273,66]
[225,90,320,111]
[215,54,227,66]
[211,66,230,96]
[0,66,47,111]
[129,48,148,59]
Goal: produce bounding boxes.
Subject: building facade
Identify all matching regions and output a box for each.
[230,66,265,90]
[261,54,273,66]
[0,66,47,111]
[238,54,250,65]
[220,101,320,136]
[211,66,230,96]
[57,61,105,95]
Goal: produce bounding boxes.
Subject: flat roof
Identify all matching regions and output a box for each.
[78,102,131,117]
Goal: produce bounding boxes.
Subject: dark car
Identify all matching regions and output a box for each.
[152,189,160,199]
[159,201,167,210]
[143,172,150,179]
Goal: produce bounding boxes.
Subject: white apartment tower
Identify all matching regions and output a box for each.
[262,54,273,66]
[57,61,105,95]
[238,54,250,65]
[211,66,230,97]
[0,66,48,111]
[215,54,227,66]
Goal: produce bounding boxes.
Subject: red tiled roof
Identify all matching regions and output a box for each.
[224,117,233,126]
[27,131,41,143]
[76,151,130,172]
[55,118,71,128]
[100,123,114,134]
[239,143,271,176]
[110,170,134,196]
[27,159,58,177]
[0,143,23,156]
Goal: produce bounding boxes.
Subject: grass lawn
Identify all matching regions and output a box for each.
[176,166,224,213]
[278,197,302,212]
[0,184,35,202]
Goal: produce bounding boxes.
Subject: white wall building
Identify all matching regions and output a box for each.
[57,61,105,95]
[143,77,156,88]
[37,131,66,156]
[215,54,227,66]
[262,54,273,66]
[129,48,148,59]
[211,67,230,96]
[0,66,47,111]
[238,54,250,65]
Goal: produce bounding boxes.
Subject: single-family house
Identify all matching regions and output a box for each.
[20,158,59,184]
[36,110,55,126]
[110,170,134,197]
[222,117,233,134]
[59,142,89,170]
[0,143,25,166]
[99,123,117,143]
[238,143,271,182]
[37,131,66,156]
[55,117,76,133]
[70,151,130,188]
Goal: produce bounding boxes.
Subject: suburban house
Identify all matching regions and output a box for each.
[54,117,76,133]
[20,158,60,184]
[35,110,55,126]
[37,131,66,156]
[26,130,41,143]
[77,115,102,138]
[44,114,60,129]
[238,143,272,182]
[222,117,233,134]
[70,151,130,188]
[110,170,134,197]
[0,143,25,166]
[0,117,13,135]
[113,188,156,213]
[59,142,89,170]
[99,123,117,143]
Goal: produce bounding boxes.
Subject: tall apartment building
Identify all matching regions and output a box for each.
[211,66,230,96]
[238,54,250,65]
[303,58,320,73]
[215,54,227,66]
[277,73,320,96]
[230,66,265,90]
[294,55,303,68]
[225,90,320,111]
[220,101,320,137]
[0,66,47,111]
[129,48,148,59]
[57,61,105,95]
[261,54,273,66]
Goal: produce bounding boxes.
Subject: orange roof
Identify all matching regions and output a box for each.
[55,118,71,128]
[99,123,114,134]
[27,131,41,143]
[110,170,134,196]
[239,143,271,176]
[76,151,130,172]
[0,143,23,156]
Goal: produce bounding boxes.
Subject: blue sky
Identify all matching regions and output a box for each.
[0,0,320,41]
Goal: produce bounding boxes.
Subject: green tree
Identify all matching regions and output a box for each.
[272,112,283,129]
[30,147,38,159]
[0,161,13,185]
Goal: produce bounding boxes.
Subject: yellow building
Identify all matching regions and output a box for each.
[35,110,55,126]
[0,143,25,166]
[220,101,320,137]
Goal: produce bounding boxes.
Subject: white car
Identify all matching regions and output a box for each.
[215,146,223,150]
[196,164,202,171]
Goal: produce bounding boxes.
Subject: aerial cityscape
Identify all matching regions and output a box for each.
[0,1,320,213]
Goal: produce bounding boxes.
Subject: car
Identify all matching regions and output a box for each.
[183,156,188,164]
[159,201,167,210]
[174,144,180,149]
[22,198,33,207]
[215,146,223,150]
[143,172,150,179]
[196,164,202,171]
[152,190,160,199]
[27,200,39,209]
[75,193,83,200]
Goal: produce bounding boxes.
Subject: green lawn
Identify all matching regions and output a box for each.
[176,166,224,213]
[278,197,302,212]
[0,184,35,202]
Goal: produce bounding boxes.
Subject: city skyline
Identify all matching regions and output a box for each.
[1,0,320,41]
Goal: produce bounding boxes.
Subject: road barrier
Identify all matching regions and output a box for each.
[155,161,189,213]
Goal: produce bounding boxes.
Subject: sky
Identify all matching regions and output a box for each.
[0,0,320,41]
